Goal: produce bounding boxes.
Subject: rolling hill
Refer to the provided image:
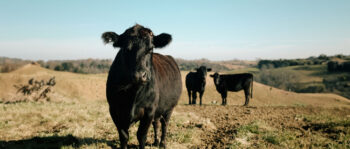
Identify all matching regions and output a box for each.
[1,64,349,107]
[0,64,107,102]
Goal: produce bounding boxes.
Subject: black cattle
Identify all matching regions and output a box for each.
[185,66,211,105]
[210,72,253,106]
[102,24,182,149]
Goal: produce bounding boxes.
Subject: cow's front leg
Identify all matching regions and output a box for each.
[221,91,227,105]
[109,107,129,149]
[220,93,225,105]
[191,92,197,104]
[137,116,153,149]
[152,118,161,146]
[187,89,192,105]
[199,91,204,106]
[117,127,130,149]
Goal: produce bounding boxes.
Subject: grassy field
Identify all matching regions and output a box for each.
[1,64,350,148]
[1,100,349,148]
[0,100,207,148]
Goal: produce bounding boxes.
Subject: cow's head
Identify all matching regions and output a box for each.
[102,24,172,84]
[196,66,211,82]
[210,72,220,86]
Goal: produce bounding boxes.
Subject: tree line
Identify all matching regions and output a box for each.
[257,54,350,70]
[41,59,112,74]
[0,57,112,74]
[1,57,255,73]
[327,61,350,72]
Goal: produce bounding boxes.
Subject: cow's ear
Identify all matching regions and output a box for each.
[154,33,172,48]
[207,68,212,72]
[102,32,120,47]
[210,74,214,78]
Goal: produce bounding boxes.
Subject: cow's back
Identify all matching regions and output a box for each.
[152,53,182,113]
[222,73,253,91]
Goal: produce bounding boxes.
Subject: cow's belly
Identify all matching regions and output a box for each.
[228,86,244,92]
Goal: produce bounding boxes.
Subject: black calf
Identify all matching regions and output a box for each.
[185,66,211,105]
[210,72,253,106]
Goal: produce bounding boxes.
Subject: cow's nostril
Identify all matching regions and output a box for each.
[141,72,147,81]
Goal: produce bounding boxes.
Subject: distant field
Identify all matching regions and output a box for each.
[226,64,327,82]
[225,64,350,99]
[1,64,350,148]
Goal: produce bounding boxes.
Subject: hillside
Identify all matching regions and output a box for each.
[0,64,107,102]
[252,64,350,99]
[1,65,350,148]
[1,64,349,107]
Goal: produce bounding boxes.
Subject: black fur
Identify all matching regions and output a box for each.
[103,24,181,149]
[210,72,253,106]
[185,66,211,105]
[101,32,119,44]
[153,33,172,48]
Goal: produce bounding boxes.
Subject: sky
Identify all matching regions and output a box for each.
[0,0,349,61]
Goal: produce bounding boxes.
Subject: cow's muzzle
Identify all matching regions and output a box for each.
[134,71,149,84]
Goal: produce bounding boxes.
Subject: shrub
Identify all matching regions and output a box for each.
[13,77,56,102]
[295,85,326,93]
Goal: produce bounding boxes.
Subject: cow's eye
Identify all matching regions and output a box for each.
[146,49,152,54]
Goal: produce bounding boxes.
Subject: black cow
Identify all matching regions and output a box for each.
[102,24,182,149]
[210,72,253,106]
[185,66,211,105]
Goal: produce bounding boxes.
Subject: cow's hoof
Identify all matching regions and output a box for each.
[153,140,159,146]
[159,142,166,149]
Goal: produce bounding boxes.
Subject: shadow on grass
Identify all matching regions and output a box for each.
[0,134,118,149]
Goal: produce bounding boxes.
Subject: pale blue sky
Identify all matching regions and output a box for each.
[0,0,349,60]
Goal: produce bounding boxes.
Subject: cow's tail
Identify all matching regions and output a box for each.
[251,77,253,99]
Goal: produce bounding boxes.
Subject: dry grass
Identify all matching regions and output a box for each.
[1,101,350,148]
[0,100,211,148]
[1,64,350,148]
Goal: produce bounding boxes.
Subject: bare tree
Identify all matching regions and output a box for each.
[14,77,56,102]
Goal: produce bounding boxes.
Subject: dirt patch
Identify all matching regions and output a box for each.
[173,105,350,148]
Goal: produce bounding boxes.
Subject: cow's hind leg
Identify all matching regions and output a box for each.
[192,91,197,105]
[137,117,153,149]
[109,107,129,149]
[244,88,250,106]
[160,111,173,148]
[152,118,161,146]
[187,89,192,105]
